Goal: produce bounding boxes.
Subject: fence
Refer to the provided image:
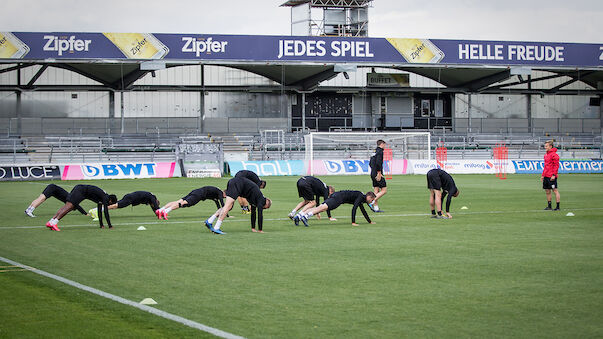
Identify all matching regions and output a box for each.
[454,118,602,134]
[1,130,601,165]
[1,117,289,136]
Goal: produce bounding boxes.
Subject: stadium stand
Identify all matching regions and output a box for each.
[1,130,601,165]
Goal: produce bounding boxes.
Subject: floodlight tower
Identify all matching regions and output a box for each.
[281,0,373,37]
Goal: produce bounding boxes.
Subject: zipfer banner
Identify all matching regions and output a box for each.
[1,32,601,67]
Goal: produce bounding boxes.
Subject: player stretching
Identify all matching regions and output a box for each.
[45,184,117,231]
[95,191,161,217]
[204,177,271,234]
[288,176,335,223]
[25,184,89,218]
[156,186,225,220]
[541,140,561,210]
[234,170,266,214]
[426,168,460,219]
[294,190,376,227]
[368,140,387,212]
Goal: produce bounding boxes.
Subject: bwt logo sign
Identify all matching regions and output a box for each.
[43,35,92,56]
[83,163,156,177]
[324,160,390,174]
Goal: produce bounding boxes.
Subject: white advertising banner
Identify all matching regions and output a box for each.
[410,160,515,175]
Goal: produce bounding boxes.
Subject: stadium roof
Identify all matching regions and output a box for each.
[2,61,601,96]
[0,32,601,94]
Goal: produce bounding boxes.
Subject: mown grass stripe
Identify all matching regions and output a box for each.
[0,255,246,339]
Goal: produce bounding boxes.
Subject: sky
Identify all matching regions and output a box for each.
[2,0,602,43]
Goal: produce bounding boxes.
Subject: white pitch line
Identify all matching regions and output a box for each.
[3,207,602,230]
[0,255,246,339]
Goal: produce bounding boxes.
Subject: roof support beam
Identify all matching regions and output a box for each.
[53,64,115,88]
[110,69,150,90]
[0,64,34,75]
[26,64,48,87]
[545,71,596,94]
[290,66,338,91]
[459,70,511,92]
[0,84,600,96]
[484,72,567,91]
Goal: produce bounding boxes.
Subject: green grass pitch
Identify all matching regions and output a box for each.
[1,174,602,338]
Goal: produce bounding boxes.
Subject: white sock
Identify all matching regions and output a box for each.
[164,207,172,213]
[214,220,222,230]
[49,218,58,225]
[207,214,217,224]
[290,209,297,214]
[306,211,314,218]
[27,206,35,212]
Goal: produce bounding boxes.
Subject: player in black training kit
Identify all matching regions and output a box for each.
[426,168,460,219]
[156,186,225,220]
[25,184,89,218]
[234,170,266,214]
[288,176,335,223]
[204,177,271,234]
[368,140,387,212]
[45,184,117,231]
[294,190,376,227]
[104,191,160,216]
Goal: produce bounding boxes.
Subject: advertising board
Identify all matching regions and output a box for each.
[61,162,178,180]
[0,165,61,181]
[228,160,305,176]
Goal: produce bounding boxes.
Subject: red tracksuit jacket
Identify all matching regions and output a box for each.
[542,147,559,178]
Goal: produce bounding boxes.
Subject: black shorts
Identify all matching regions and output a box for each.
[66,185,86,205]
[543,177,559,190]
[117,197,133,209]
[426,171,441,190]
[297,181,314,201]
[42,184,68,202]
[117,195,142,209]
[181,193,203,207]
[323,196,344,211]
[225,179,243,200]
[371,173,387,188]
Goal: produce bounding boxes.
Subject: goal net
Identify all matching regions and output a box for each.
[304,132,431,175]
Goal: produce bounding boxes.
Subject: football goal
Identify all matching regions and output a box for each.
[304,132,431,175]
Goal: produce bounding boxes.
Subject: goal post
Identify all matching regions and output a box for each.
[304,132,431,175]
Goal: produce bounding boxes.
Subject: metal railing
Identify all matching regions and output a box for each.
[1,128,601,165]
[455,118,602,135]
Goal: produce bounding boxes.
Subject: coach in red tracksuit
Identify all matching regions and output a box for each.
[541,140,560,210]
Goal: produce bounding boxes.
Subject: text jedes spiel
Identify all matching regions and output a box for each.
[181,36,376,58]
